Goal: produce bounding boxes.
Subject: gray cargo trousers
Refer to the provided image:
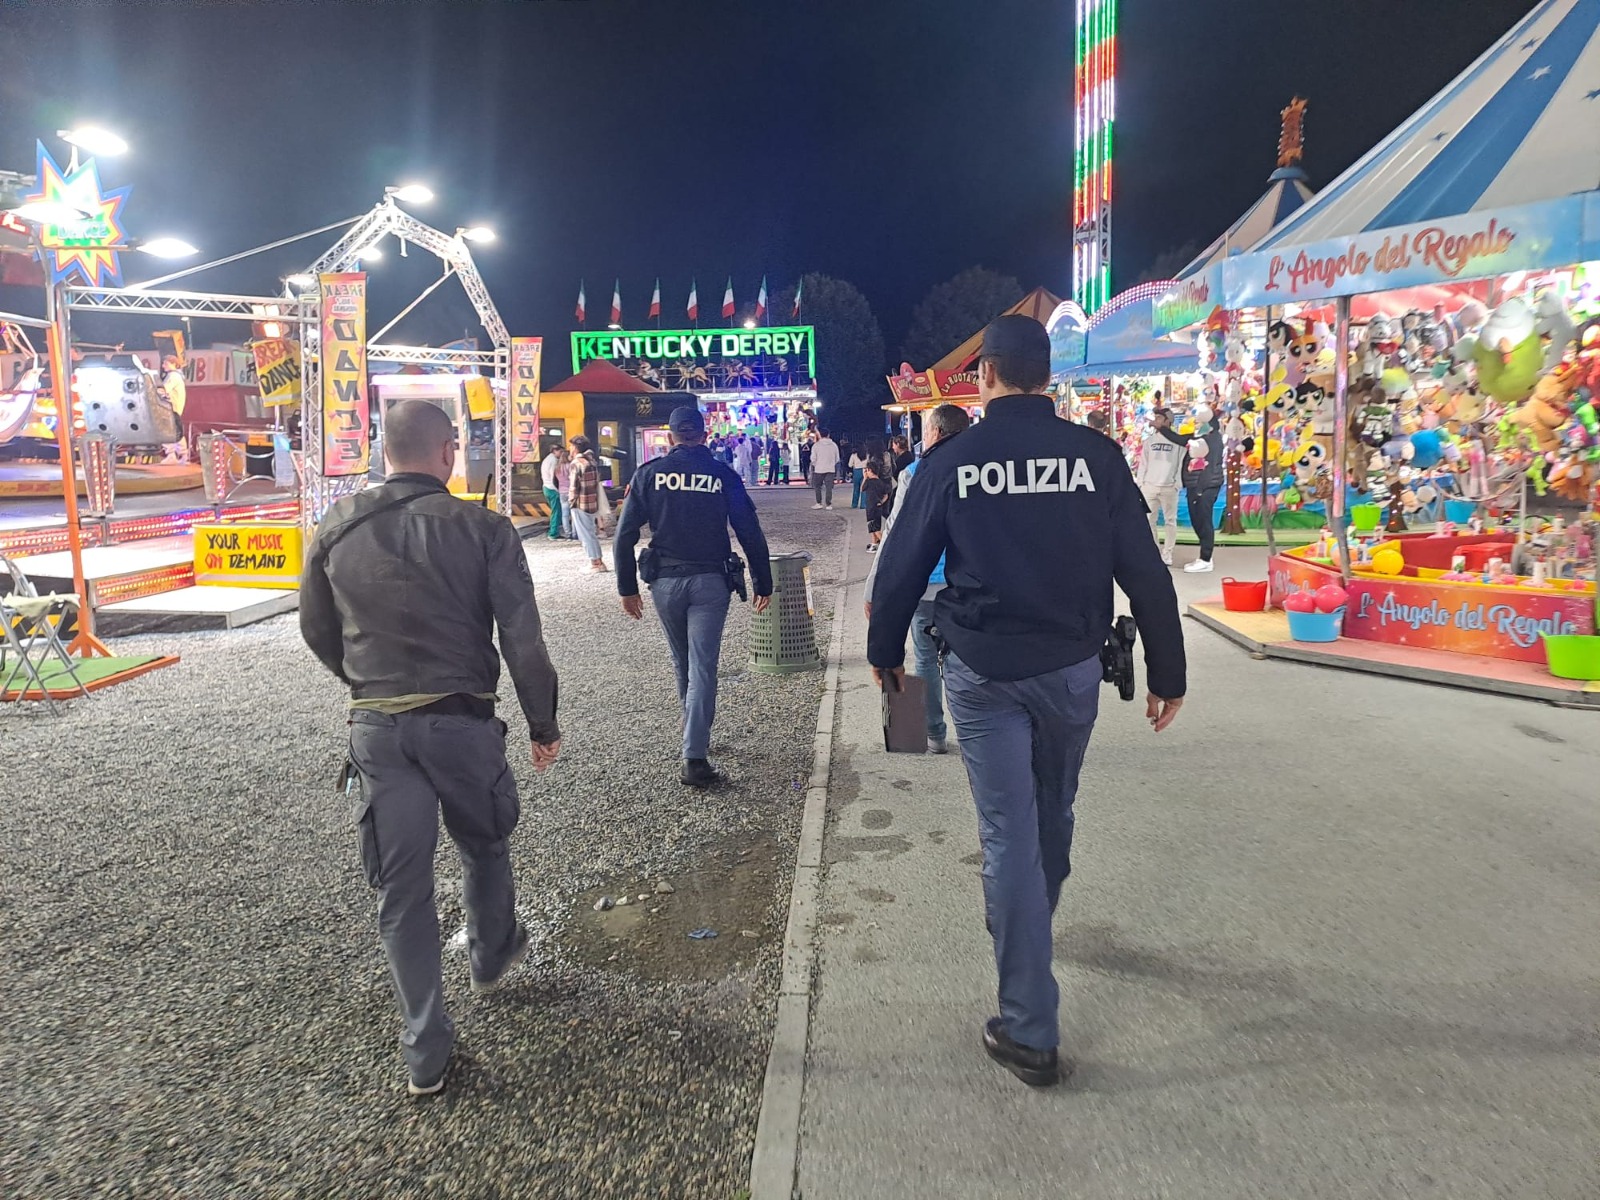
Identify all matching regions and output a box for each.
[348,708,524,1084]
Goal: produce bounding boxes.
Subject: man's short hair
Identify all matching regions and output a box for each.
[570,434,592,452]
[1086,410,1110,432]
[926,403,971,441]
[384,400,454,468]
[1152,407,1172,422]
[987,353,1050,394]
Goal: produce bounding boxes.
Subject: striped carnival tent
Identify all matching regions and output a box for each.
[1253,0,1600,250]
[1181,166,1314,276]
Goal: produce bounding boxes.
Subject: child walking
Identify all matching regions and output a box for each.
[862,459,893,552]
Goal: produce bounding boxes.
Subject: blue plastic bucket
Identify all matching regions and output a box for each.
[1444,499,1477,524]
[1285,606,1344,643]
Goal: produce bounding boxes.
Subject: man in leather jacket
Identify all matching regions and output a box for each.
[300,400,560,1098]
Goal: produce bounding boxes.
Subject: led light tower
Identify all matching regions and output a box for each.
[1073,0,1115,315]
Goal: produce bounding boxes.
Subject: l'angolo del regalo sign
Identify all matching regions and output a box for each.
[571,326,816,379]
[1224,195,1592,308]
[509,337,542,465]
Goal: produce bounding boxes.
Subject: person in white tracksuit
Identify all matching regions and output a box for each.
[1135,406,1186,565]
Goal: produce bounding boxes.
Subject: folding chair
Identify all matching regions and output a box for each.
[0,553,90,714]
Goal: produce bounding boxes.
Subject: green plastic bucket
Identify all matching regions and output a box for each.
[1350,504,1382,532]
[1541,634,1600,681]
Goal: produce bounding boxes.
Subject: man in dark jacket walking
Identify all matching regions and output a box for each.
[300,400,561,1098]
[1181,403,1225,573]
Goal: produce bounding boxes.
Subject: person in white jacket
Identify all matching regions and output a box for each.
[1135,406,1186,565]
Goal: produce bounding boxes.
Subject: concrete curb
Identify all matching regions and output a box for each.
[1186,605,1600,709]
[749,567,849,1200]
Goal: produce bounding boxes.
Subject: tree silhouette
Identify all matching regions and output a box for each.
[901,267,1024,367]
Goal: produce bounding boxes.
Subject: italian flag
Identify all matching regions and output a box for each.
[610,280,622,326]
[722,277,735,321]
[575,282,586,324]
[687,280,699,323]
[755,276,768,323]
[649,278,661,320]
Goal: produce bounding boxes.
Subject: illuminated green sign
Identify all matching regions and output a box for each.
[571,326,816,379]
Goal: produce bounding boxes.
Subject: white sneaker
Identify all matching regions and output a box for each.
[826,503,834,509]
[813,503,824,509]
[1183,559,1215,573]
[867,543,878,553]
[1161,550,1174,566]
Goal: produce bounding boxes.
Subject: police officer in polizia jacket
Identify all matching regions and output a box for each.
[615,405,773,788]
[867,315,1187,1089]
[299,400,561,1099]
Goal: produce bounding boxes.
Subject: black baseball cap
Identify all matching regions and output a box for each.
[668,405,705,435]
[970,314,1050,370]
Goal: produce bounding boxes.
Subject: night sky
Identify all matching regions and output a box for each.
[0,0,1537,364]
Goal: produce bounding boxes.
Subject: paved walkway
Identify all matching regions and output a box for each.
[797,540,1600,1200]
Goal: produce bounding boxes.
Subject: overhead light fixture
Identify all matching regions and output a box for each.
[355,244,384,262]
[606,323,622,331]
[286,273,316,290]
[58,126,129,157]
[5,199,94,225]
[136,237,198,258]
[743,319,757,330]
[386,183,434,205]
[458,225,496,244]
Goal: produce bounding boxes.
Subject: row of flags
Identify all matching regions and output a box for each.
[575,276,802,327]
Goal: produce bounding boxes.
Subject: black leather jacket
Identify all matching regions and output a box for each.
[299,474,560,743]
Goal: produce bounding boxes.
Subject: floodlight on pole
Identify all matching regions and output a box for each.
[386,184,434,205]
[135,237,199,259]
[355,244,384,262]
[458,225,496,244]
[286,273,316,290]
[743,318,757,330]
[58,126,129,158]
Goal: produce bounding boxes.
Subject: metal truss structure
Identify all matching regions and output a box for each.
[298,197,510,525]
[57,194,514,537]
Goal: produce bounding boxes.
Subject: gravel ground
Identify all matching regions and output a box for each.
[0,487,847,1200]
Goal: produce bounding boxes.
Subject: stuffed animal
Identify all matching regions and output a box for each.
[1509,366,1575,454]
[1474,296,1544,404]
[1285,320,1321,386]
[1533,288,1578,371]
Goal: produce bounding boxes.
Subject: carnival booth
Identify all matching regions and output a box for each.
[543,359,699,490]
[885,287,1062,435]
[1184,0,1600,682]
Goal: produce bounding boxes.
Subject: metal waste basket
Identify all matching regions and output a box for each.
[750,551,820,674]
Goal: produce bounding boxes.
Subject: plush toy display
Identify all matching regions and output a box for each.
[1474,297,1544,404]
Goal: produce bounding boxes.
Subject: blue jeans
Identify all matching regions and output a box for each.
[942,652,1100,1052]
[572,507,601,559]
[559,494,575,538]
[650,572,732,760]
[851,468,864,508]
[910,598,946,741]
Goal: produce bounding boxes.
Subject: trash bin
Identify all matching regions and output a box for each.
[750,551,821,674]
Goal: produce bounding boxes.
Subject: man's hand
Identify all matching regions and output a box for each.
[872,665,905,692]
[864,601,872,619]
[531,739,561,771]
[621,594,644,620]
[753,594,771,614]
[1146,694,1184,733]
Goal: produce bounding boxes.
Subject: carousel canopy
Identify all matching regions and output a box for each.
[546,358,662,394]
[1181,168,1314,276]
[1254,0,1600,250]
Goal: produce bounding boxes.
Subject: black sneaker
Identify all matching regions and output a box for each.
[681,758,724,789]
[982,1017,1066,1088]
[471,924,531,995]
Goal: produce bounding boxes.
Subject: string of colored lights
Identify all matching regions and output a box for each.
[1073,0,1115,315]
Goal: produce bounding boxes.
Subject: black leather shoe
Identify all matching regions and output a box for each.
[680,758,724,789]
[983,1017,1065,1087]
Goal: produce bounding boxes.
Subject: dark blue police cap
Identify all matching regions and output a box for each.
[972,314,1050,370]
[668,405,705,435]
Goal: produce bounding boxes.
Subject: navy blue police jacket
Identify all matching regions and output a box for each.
[866,394,1187,698]
[614,443,774,599]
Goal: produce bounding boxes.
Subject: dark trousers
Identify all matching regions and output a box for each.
[348,709,524,1084]
[943,653,1100,1051]
[766,455,780,486]
[1189,485,1221,561]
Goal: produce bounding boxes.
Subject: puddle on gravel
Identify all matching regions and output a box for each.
[560,835,783,982]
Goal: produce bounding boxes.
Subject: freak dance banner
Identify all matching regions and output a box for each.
[509,337,543,464]
[318,273,369,476]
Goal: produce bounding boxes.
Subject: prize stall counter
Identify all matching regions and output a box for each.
[1271,531,1595,665]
